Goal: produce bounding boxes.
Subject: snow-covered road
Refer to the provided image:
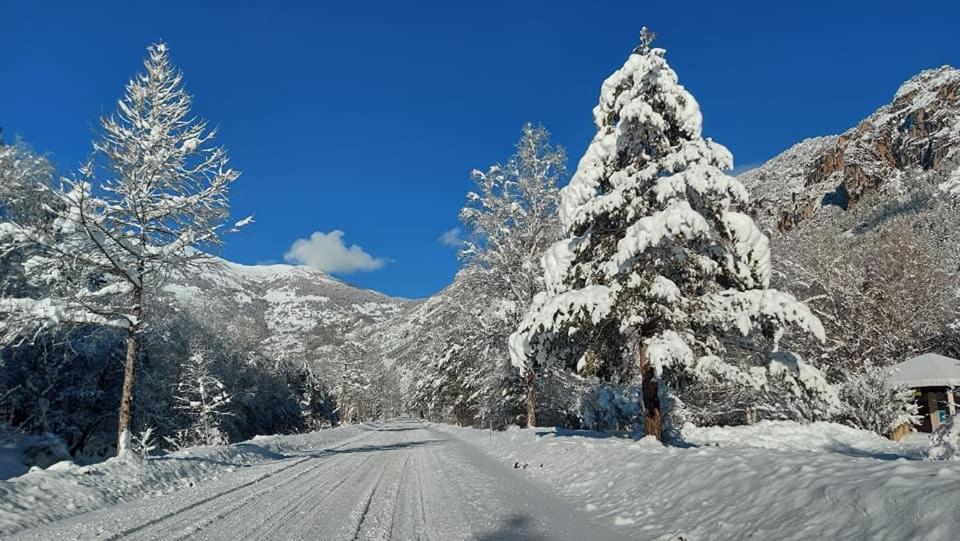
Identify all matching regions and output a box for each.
[10,419,624,540]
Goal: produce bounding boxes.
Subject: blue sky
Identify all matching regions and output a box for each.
[3,1,959,298]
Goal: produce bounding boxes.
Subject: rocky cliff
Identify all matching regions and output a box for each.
[743,66,960,233]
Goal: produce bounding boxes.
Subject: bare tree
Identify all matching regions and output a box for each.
[777,215,957,372]
[0,43,247,455]
[405,124,565,428]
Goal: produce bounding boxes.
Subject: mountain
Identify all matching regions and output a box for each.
[734,66,960,378]
[162,259,414,365]
[742,66,960,234]
[362,276,471,372]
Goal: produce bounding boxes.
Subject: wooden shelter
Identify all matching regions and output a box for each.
[888,353,960,437]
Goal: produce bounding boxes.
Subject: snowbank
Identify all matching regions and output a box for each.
[0,423,367,536]
[929,418,960,461]
[680,420,928,457]
[0,431,73,481]
[436,421,959,540]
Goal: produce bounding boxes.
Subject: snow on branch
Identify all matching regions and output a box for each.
[0,42,244,345]
[704,289,826,345]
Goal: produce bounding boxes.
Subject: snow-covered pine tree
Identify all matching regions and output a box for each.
[175,345,232,446]
[335,344,374,424]
[429,341,474,425]
[294,361,338,430]
[509,29,836,439]
[0,43,247,455]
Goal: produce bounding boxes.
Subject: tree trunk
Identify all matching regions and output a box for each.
[116,285,143,456]
[640,344,662,441]
[524,370,537,428]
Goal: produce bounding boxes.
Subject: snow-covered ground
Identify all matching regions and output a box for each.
[2,420,623,540]
[436,421,959,540]
[0,424,367,535]
[4,419,958,540]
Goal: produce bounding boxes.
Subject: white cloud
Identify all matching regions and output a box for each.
[438,227,463,247]
[284,230,385,274]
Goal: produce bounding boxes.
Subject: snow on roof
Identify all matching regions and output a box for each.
[888,353,960,388]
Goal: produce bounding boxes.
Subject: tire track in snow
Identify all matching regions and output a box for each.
[245,453,378,540]
[414,449,431,529]
[361,429,413,540]
[351,429,412,540]
[349,457,389,540]
[385,454,411,541]
[105,428,381,540]
[13,420,628,540]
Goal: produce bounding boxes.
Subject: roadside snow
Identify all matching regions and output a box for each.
[681,420,929,457]
[0,424,366,536]
[435,421,959,540]
[6,420,955,539]
[930,418,960,461]
[0,431,73,481]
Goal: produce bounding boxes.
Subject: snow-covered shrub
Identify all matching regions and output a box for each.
[929,417,960,461]
[517,368,581,428]
[668,364,838,428]
[669,376,761,426]
[579,383,642,432]
[21,432,70,469]
[532,369,641,432]
[837,361,920,435]
[129,427,158,460]
[175,347,232,447]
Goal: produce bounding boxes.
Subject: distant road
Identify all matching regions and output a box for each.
[13,419,625,540]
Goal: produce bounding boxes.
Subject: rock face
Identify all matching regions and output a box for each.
[743,66,960,233]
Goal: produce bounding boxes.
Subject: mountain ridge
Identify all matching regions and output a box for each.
[162,257,416,367]
[742,65,960,233]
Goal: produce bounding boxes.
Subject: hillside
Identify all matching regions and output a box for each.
[162,259,414,366]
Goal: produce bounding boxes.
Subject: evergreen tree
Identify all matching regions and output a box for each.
[510,29,836,438]
[175,344,231,446]
[335,343,373,424]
